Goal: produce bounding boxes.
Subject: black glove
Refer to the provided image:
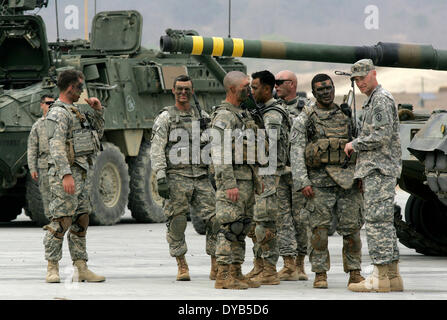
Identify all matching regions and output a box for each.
[340,103,352,118]
[157,178,170,199]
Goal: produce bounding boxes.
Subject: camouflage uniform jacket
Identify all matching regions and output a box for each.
[261,98,291,176]
[150,105,209,180]
[279,96,310,119]
[291,102,351,191]
[27,116,49,173]
[351,85,402,178]
[210,100,257,190]
[45,99,104,179]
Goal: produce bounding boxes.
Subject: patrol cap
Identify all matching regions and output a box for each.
[350,59,375,79]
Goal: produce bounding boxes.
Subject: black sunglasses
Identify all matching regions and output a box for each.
[43,101,55,105]
[275,79,292,86]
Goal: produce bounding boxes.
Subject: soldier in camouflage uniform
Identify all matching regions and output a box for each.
[150,75,217,281]
[273,70,309,281]
[345,59,403,293]
[211,71,263,290]
[290,73,365,289]
[27,94,55,220]
[43,70,105,283]
[244,70,290,285]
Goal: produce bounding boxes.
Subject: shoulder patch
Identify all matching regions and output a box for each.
[213,120,227,130]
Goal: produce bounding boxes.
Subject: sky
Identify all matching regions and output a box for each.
[30,0,447,94]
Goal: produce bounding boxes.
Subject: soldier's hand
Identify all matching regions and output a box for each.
[226,188,239,202]
[157,178,170,199]
[301,185,314,199]
[31,171,38,181]
[344,142,354,156]
[84,97,102,110]
[63,174,75,195]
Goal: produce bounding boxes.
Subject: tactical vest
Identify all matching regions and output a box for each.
[260,102,291,166]
[211,105,266,166]
[304,103,356,168]
[51,102,100,165]
[164,105,208,170]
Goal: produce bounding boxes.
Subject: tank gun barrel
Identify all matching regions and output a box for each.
[160,34,447,71]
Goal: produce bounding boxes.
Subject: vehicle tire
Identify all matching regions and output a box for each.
[89,142,130,226]
[25,174,49,227]
[128,140,166,223]
[189,206,206,235]
[0,184,25,222]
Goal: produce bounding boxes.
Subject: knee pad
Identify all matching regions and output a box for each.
[311,226,328,251]
[222,218,251,242]
[343,231,362,253]
[169,215,187,241]
[255,224,275,245]
[43,216,72,239]
[70,213,89,237]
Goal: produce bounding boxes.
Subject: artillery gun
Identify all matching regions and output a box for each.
[0,1,245,231]
[160,33,447,256]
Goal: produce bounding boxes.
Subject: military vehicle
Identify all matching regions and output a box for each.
[0,1,245,230]
[160,33,447,256]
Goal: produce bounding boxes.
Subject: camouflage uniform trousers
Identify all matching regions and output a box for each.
[44,164,91,262]
[248,175,280,266]
[38,167,51,219]
[215,180,255,265]
[276,173,309,257]
[362,170,400,265]
[163,173,217,257]
[306,184,364,273]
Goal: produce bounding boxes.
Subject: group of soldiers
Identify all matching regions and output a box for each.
[28,59,404,293]
[149,59,404,292]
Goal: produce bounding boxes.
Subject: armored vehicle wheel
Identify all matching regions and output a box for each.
[189,207,206,235]
[395,199,447,256]
[89,142,130,226]
[25,175,49,227]
[0,185,25,222]
[128,141,166,223]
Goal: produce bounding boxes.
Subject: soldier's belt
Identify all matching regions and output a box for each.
[305,138,356,168]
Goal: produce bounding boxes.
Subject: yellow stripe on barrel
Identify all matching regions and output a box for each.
[232,38,244,57]
[212,37,225,56]
[192,36,204,55]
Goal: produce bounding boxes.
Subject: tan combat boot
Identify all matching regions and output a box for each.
[388,261,404,292]
[245,257,264,280]
[209,256,218,280]
[313,272,328,289]
[348,264,390,292]
[278,256,299,281]
[46,260,60,283]
[230,263,261,288]
[348,270,365,286]
[215,264,248,290]
[73,260,105,282]
[176,255,191,281]
[259,260,280,285]
[296,255,309,281]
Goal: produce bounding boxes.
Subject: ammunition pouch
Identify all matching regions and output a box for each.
[66,139,75,166]
[70,213,89,237]
[305,138,357,168]
[72,129,97,157]
[43,216,72,239]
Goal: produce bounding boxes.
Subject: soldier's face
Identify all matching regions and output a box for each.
[173,81,193,105]
[251,78,269,104]
[70,79,84,102]
[354,70,377,96]
[40,98,54,115]
[274,76,293,99]
[235,78,250,103]
[313,80,334,107]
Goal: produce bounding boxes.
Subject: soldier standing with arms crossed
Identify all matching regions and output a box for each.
[290,73,365,289]
[43,70,105,283]
[28,94,55,222]
[150,75,217,281]
[345,59,404,292]
[274,70,309,281]
[211,71,263,290]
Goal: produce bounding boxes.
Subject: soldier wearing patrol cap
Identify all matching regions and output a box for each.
[290,73,365,289]
[344,59,404,293]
